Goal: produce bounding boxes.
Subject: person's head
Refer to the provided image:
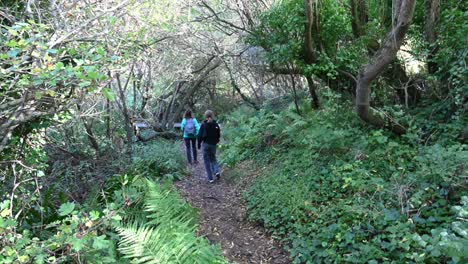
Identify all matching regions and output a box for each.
[184,110,193,119]
[204,110,214,123]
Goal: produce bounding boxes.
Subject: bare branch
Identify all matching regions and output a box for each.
[48,0,131,48]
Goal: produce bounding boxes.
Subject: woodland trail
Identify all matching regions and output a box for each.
[175,145,290,264]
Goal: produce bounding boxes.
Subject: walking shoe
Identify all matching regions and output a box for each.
[209,179,215,184]
[215,172,220,179]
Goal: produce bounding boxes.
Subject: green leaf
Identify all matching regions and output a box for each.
[35,91,43,100]
[68,48,77,56]
[1,209,11,217]
[73,59,84,66]
[96,47,105,55]
[18,255,29,263]
[6,40,18,48]
[87,71,98,80]
[108,16,118,25]
[111,214,122,221]
[102,88,115,101]
[34,254,46,264]
[8,29,18,36]
[92,235,110,250]
[0,200,10,210]
[90,211,100,221]
[79,81,91,88]
[71,237,85,251]
[58,202,75,216]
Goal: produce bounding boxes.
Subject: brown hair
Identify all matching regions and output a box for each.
[204,110,214,123]
[184,110,193,119]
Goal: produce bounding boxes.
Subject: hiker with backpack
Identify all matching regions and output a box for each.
[181,110,200,165]
[197,110,221,183]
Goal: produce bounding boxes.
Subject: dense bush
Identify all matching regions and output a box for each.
[221,92,467,263]
[131,140,189,181]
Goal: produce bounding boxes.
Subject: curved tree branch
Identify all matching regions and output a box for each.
[355,0,416,134]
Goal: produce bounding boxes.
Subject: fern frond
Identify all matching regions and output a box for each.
[116,179,227,264]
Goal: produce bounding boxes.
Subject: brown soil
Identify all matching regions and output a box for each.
[175,147,291,264]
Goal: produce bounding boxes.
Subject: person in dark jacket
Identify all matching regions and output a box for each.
[197,110,220,183]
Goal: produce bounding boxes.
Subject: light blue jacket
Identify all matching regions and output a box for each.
[181,118,200,139]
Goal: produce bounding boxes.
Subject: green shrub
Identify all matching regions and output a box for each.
[1,138,220,263]
[131,140,188,181]
[0,198,122,263]
[221,95,467,263]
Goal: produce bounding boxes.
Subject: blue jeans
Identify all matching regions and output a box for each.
[202,143,219,181]
[184,138,197,164]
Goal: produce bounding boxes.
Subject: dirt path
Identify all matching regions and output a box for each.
[175,146,290,264]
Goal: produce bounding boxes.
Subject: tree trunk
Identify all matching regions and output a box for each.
[106,98,111,139]
[304,0,317,64]
[115,69,134,156]
[140,61,151,116]
[306,76,320,109]
[356,0,416,134]
[76,103,100,154]
[133,79,137,116]
[303,0,320,108]
[290,73,301,115]
[350,0,368,38]
[83,120,100,153]
[166,82,182,129]
[424,0,440,74]
[163,81,182,129]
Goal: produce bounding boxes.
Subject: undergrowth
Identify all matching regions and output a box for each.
[131,140,189,181]
[221,91,467,263]
[1,140,225,263]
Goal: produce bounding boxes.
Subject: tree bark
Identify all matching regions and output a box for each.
[349,0,368,38]
[106,98,111,139]
[424,0,440,74]
[304,0,317,64]
[163,81,182,129]
[306,76,320,109]
[76,103,100,153]
[83,120,100,153]
[115,68,134,156]
[356,0,416,134]
[140,61,152,116]
[290,72,301,115]
[303,0,321,108]
[106,72,112,139]
[133,79,137,116]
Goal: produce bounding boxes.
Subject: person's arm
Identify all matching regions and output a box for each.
[197,123,204,149]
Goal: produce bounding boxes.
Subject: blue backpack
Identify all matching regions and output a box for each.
[184,119,195,137]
